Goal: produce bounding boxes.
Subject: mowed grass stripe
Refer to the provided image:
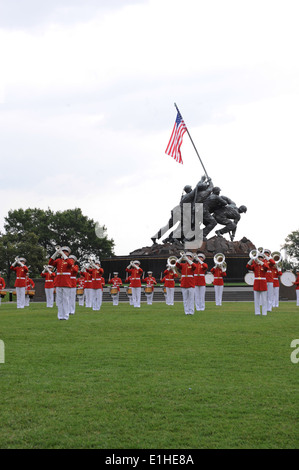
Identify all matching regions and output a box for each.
[0,301,298,449]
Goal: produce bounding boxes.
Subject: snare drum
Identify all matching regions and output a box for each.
[27,290,35,297]
[205,272,214,285]
[144,286,153,294]
[76,289,84,295]
[12,291,17,295]
[280,271,296,287]
[0,290,6,298]
[244,272,255,286]
[126,287,132,296]
[110,287,118,295]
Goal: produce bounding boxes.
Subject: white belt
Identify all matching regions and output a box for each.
[131,277,140,280]
[255,277,266,280]
[194,274,205,276]
[45,280,53,282]
[182,275,194,278]
[57,272,71,275]
[214,277,222,279]
[17,277,25,279]
[273,278,278,280]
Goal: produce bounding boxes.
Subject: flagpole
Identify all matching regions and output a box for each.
[174,103,210,180]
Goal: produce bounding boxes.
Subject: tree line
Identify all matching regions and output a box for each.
[0,208,114,286]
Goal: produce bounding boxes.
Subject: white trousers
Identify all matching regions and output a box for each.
[78,293,84,306]
[296,290,299,306]
[92,289,102,310]
[132,287,141,308]
[267,282,274,311]
[56,287,71,320]
[254,291,267,315]
[273,287,279,308]
[112,292,120,306]
[70,287,76,314]
[194,285,206,311]
[145,292,154,305]
[85,289,93,308]
[165,287,175,305]
[181,287,195,315]
[16,287,26,309]
[214,285,224,306]
[25,295,30,307]
[45,288,54,307]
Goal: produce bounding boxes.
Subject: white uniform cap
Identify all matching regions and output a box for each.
[69,255,77,262]
[197,253,205,260]
[61,246,71,253]
[19,257,27,263]
[185,252,194,258]
[134,260,140,265]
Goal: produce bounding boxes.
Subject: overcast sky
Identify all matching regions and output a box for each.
[0,0,298,257]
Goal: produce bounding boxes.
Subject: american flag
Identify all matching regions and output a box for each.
[165,111,187,164]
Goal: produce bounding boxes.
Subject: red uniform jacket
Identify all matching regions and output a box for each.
[41,272,56,288]
[211,266,226,286]
[246,260,269,291]
[108,277,123,291]
[100,277,105,291]
[193,262,208,286]
[76,277,85,289]
[294,274,299,290]
[10,265,29,287]
[176,262,196,288]
[125,267,143,287]
[70,265,79,288]
[49,257,75,288]
[0,277,6,289]
[162,269,178,288]
[271,267,282,288]
[143,276,157,290]
[26,278,35,291]
[87,267,104,289]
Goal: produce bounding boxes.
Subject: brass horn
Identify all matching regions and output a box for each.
[272,251,282,266]
[214,253,225,266]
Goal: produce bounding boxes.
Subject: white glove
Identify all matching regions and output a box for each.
[51,251,59,260]
[186,257,193,265]
[247,259,253,265]
[12,260,18,267]
[61,251,68,260]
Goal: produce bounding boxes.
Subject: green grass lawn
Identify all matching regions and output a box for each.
[0,300,298,449]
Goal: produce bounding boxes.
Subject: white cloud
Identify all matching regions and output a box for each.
[0,0,299,256]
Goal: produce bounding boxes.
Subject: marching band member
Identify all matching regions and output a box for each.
[25,273,35,306]
[0,275,6,306]
[41,265,56,308]
[246,252,270,316]
[176,252,196,315]
[211,261,226,306]
[10,256,28,309]
[272,263,282,308]
[99,274,105,310]
[294,270,299,307]
[264,249,275,312]
[108,272,123,306]
[49,246,74,320]
[143,271,157,305]
[88,259,104,311]
[69,255,79,315]
[193,253,208,311]
[125,260,143,308]
[126,275,134,305]
[161,266,178,306]
[76,273,85,306]
[80,263,93,308]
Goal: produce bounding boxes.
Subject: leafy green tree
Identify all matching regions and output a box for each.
[282,229,299,269]
[1,208,115,284]
[0,232,47,286]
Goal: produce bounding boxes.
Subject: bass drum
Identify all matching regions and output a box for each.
[244,272,254,286]
[205,272,214,285]
[280,271,296,287]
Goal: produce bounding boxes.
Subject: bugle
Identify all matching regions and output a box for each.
[272,251,282,266]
